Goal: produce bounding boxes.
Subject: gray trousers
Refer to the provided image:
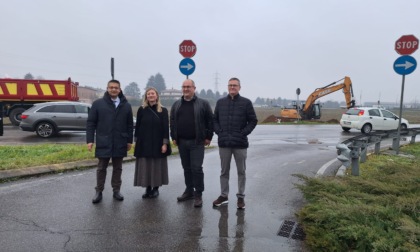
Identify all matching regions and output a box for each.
[219,147,247,198]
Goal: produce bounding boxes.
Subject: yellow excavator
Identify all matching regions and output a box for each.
[280,76,356,121]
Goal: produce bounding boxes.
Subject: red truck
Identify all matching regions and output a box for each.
[0,78,79,126]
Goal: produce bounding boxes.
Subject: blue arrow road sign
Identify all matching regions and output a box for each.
[393,55,417,75]
[179,58,196,76]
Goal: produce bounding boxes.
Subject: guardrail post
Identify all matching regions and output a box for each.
[350,147,360,176]
[374,142,381,154]
[360,146,367,163]
[392,137,399,150]
[411,135,416,144]
[353,140,368,163]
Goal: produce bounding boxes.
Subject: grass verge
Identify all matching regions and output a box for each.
[0,143,181,171]
[294,143,420,251]
[0,144,97,170]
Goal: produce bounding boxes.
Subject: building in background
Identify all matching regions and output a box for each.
[78,86,103,104]
[160,88,182,107]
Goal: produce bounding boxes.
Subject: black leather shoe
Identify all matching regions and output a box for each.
[150,188,159,198]
[92,192,102,204]
[113,191,124,201]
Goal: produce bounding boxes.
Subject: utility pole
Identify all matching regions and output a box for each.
[214,72,220,93]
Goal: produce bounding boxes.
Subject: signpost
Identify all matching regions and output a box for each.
[393,55,417,75]
[111,58,115,80]
[296,88,301,121]
[179,40,197,58]
[179,58,196,76]
[393,35,418,154]
[179,40,197,78]
[395,35,419,55]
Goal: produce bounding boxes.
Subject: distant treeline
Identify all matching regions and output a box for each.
[254,97,344,108]
[160,92,345,108]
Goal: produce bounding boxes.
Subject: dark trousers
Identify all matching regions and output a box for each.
[178,139,205,196]
[95,157,123,192]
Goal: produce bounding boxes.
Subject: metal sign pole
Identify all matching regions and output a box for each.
[0,102,3,136]
[111,58,115,80]
[396,74,405,154]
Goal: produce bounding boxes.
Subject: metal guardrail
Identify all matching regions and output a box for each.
[336,127,420,176]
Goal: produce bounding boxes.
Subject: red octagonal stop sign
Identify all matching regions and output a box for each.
[179,40,197,58]
[395,35,419,55]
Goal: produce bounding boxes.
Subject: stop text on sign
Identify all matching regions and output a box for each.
[180,45,196,53]
[396,41,418,51]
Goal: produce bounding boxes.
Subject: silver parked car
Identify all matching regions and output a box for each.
[19,101,91,138]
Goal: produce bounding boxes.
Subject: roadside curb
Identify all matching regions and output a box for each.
[0,156,136,180]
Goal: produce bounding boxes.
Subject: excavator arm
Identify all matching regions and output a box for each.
[302,76,355,113]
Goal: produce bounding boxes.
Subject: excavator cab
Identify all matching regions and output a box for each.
[300,103,321,120]
[311,103,321,119]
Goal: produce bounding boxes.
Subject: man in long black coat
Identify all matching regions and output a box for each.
[87,80,134,204]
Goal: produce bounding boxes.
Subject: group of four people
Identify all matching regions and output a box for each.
[86,77,257,209]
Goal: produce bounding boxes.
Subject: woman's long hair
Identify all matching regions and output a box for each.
[142,87,163,112]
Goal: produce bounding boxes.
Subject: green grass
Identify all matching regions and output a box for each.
[0,144,96,170]
[294,143,420,251]
[0,143,178,171]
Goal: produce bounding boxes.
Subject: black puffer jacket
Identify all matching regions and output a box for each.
[214,94,257,148]
[86,91,133,158]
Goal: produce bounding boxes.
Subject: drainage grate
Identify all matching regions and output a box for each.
[291,224,306,240]
[277,220,295,237]
[277,220,306,240]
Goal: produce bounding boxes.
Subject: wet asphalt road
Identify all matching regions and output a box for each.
[0,125,355,251]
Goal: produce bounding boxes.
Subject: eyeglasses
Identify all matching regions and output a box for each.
[182,86,194,89]
[228,84,239,87]
[108,86,120,90]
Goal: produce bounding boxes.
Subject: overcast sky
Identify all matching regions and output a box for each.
[1,0,419,105]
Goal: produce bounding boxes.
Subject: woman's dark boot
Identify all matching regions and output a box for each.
[150,187,159,198]
[142,186,152,198]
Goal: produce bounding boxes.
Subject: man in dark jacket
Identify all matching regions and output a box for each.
[170,79,213,208]
[212,77,257,209]
[87,80,134,204]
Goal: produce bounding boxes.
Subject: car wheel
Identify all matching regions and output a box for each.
[341,127,350,132]
[400,124,407,130]
[9,108,26,126]
[36,122,56,138]
[361,124,372,134]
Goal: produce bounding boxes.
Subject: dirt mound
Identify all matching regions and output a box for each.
[327,119,339,124]
[262,115,279,123]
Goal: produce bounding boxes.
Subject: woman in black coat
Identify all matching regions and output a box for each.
[134,87,170,198]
